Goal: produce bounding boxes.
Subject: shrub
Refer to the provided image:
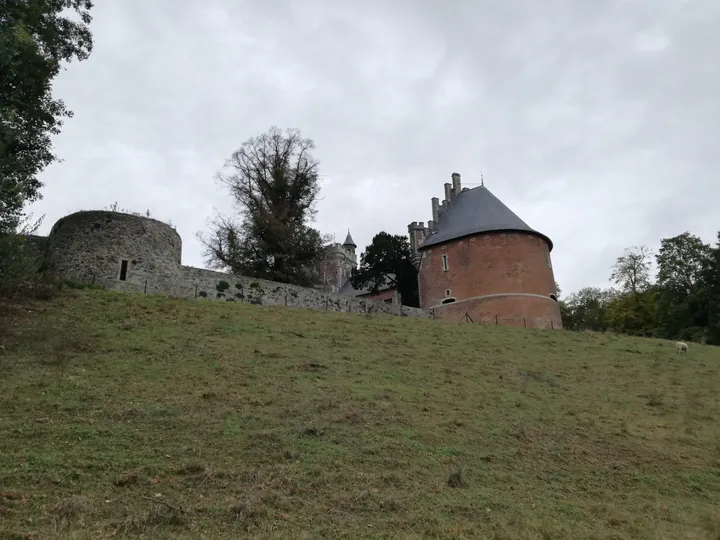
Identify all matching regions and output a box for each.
[0,232,54,300]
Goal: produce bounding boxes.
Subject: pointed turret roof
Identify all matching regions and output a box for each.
[419,185,553,251]
[342,230,356,248]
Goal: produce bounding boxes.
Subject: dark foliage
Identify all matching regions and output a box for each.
[350,231,419,307]
[1,0,93,233]
[198,127,327,287]
[561,232,720,345]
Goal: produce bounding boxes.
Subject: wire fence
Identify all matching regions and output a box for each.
[445,309,560,330]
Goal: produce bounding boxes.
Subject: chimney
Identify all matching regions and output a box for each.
[431,197,439,226]
[428,220,435,232]
[444,182,453,202]
[452,172,461,196]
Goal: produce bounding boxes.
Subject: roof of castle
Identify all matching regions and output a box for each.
[342,230,356,248]
[418,185,553,251]
[338,274,395,297]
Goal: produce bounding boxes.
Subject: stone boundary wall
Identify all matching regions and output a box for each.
[72,264,432,319]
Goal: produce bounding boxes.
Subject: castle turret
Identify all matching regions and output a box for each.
[342,229,357,263]
[415,172,562,330]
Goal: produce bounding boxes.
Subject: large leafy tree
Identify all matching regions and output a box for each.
[609,245,653,295]
[560,286,618,331]
[604,245,656,335]
[198,126,327,287]
[1,0,94,233]
[350,231,419,307]
[654,232,713,341]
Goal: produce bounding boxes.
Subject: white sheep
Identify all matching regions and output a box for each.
[676,341,689,354]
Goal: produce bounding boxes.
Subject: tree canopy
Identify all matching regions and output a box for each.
[1,0,94,233]
[561,231,720,344]
[350,231,419,307]
[198,126,327,287]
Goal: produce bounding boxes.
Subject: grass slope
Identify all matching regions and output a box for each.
[1,289,720,539]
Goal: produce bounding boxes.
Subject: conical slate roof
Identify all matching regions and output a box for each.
[342,230,356,248]
[419,185,553,251]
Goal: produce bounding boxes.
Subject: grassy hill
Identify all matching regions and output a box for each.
[1,289,719,539]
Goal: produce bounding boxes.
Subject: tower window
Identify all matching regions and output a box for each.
[547,252,552,269]
[441,254,449,272]
[445,289,452,297]
[119,259,129,281]
[441,297,456,305]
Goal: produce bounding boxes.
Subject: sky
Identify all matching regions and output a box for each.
[29,0,720,296]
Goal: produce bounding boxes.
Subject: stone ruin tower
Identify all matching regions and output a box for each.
[407,173,562,329]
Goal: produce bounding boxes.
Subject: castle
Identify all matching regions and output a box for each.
[25,170,561,328]
[27,209,427,319]
[317,231,399,305]
[406,173,562,329]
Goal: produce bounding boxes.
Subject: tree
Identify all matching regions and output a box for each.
[653,232,714,341]
[655,233,711,295]
[609,245,653,294]
[704,232,720,345]
[561,287,618,331]
[604,287,657,336]
[198,126,327,287]
[350,232,419,307]
[1,0,94,233]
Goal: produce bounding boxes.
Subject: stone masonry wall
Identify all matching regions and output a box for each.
[39,210,431,319]
[173,267,430,318]
[75,264,431,318]
[46,211,182,291]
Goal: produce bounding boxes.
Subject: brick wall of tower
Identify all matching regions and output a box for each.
[359,287,400,304]
[417,231,562,329]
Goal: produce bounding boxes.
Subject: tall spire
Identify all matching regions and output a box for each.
[342,229,356,248]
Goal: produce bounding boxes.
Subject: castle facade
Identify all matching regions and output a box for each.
[407,173,562,329]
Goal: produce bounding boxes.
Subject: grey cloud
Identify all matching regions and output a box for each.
[29,0,720,295]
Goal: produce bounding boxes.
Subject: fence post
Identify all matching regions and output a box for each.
[551,320,554,330]
[495,314,498,325]
[144,279,148,293]
[91,273,95,285]
[194,284,198,298]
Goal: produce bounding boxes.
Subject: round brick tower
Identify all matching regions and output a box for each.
[409,173,562,329]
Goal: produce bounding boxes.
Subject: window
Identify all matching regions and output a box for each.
[441,297,456,304]
[383,298,393,304]
[549,294,558,302]
[546,252,552,269]
[445,289,452,297]
[119,259,129,281]
[441,254,449,272]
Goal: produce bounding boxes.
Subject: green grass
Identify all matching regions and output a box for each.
[1,289,720,539]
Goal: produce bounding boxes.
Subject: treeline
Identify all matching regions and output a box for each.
[560,232,720,345]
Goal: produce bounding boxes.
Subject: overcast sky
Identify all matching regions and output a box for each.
[29,0,720,295]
